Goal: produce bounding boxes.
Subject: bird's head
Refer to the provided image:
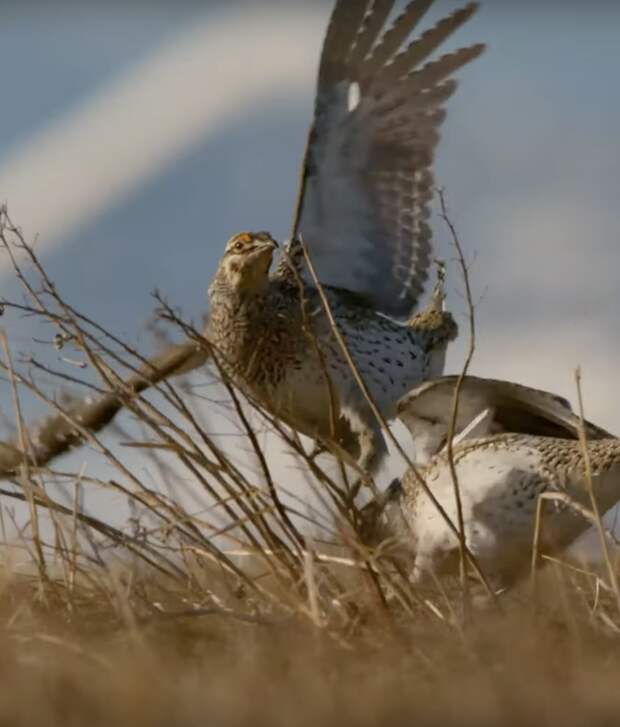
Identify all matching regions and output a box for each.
[216,231,279,295]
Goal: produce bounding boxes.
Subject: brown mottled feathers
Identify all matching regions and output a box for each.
[294,0,484,318]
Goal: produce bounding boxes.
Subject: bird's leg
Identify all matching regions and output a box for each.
[340,404,386,501]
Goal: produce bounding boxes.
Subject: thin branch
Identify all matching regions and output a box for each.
[437,187,476,614]
[575,367,620,616]
[299,237,495,599]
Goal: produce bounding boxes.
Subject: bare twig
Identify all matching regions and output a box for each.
[575,367,620,616]
[437,187,476,614]
[0,331,48,582]
[299,237,494,599]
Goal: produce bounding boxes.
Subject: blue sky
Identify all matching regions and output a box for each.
[1,2,619,532]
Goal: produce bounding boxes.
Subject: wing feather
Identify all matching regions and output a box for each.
[347,0,395,67]
[377,3,479,84]
[397,376,615,443]
[319,1,372,86]
[363,0,434,73]
[292,1,483,318]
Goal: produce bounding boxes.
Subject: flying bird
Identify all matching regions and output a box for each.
[361,375,620,588]
[204,1,483,483]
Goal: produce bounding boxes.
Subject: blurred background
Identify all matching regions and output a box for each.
[0,0,619,534]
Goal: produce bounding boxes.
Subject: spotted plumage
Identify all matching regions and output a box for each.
[361,376,620,587]
[208,232,456,474]
[204,2,482,478]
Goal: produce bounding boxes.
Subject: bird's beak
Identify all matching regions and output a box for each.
[254,238,278,256]
[249,238,277,267]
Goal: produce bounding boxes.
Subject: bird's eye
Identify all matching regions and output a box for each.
[234,241,244,252]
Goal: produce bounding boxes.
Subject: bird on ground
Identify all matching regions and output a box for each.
[203,1,484,484]
[361,375,620,588]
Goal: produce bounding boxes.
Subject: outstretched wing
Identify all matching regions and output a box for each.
[397,375,614,445]
[292,0,484,318]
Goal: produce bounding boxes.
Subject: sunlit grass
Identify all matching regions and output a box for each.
[1,208,620,726]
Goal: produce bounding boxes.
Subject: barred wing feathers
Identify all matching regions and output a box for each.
[294,0,484,318]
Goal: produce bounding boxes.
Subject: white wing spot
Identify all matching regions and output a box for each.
[347,82,360,112]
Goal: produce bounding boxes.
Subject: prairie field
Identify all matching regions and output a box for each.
[1,533,620,726]
[2,2,620,725]
[1,214,620,727]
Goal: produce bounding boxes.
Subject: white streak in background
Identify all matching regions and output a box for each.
[0,6,323,270]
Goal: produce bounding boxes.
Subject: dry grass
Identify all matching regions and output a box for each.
[1,566,620,726]
[1,209,620,725]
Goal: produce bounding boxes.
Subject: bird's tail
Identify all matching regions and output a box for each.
[430,259,448,313]
[406,260,458,345]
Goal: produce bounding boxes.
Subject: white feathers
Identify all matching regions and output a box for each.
[347,81,361,112]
